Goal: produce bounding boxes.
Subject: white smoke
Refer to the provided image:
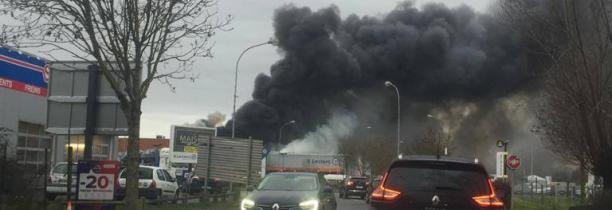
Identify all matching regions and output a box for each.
[280,110,358,154]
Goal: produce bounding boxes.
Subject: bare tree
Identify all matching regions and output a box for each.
[500,0,612,194]
[410,126,453,157]
[0,1,229,208]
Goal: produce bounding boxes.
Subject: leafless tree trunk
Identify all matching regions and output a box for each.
[500,0,612,194]
[410,126,453,156]
[0,1,229,208]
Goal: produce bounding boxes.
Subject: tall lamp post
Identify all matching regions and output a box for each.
[385,81,401,158]
[278,120,296,145]
[232,39,277,138]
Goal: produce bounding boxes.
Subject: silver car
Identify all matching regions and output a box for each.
[46,162,77,200]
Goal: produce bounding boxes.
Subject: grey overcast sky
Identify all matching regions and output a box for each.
[139,0,492,137]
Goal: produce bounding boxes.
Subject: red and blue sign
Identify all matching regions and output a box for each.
[0,47,48,97]
[75,160,120,210]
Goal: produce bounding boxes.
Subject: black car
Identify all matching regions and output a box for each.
[339,176,369,199]
[369,156,505,210]
[241,172,337,210]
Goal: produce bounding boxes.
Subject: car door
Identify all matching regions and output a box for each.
[155,169,169,198]
[161,169,179,195]
[318,174,336,210]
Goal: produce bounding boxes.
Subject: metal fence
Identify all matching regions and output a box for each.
[0,146,50,210]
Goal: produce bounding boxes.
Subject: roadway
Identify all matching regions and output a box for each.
[336,194,369,210]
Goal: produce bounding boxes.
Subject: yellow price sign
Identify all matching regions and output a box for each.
[184,146,198,153]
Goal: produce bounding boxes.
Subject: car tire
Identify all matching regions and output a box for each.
[46,193,56,201]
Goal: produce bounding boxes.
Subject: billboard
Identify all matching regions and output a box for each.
[46,62,128,135]
[195,137,263,185]
[266,154,344,174]
[76,160,120,201]
[170,125,216,163]
[0,47,48,96]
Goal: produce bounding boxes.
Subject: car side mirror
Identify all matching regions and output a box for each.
[247,186,255,192]
[324,186,334,194]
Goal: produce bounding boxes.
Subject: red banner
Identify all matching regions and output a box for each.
[0,76,47,96]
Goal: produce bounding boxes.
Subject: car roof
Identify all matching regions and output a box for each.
[397,155,479,165]
[268,172,318,176]
[139,165,161,170]
[391,155,487,173]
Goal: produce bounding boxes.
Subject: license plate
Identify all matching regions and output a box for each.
[356,186,363,189]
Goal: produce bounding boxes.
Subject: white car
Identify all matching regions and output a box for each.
[46,162,77,200]
[117,166,180,200]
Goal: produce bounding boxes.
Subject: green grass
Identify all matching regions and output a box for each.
[44,201,237,210]
[513,195,584,210]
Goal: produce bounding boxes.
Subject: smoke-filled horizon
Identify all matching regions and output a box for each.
[215,1,554,172]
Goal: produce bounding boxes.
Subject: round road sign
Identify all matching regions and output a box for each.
[506,154,521,170]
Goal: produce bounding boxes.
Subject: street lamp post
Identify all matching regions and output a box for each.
[385,81,401,158]
[278,120,296,145]
[232,40,277,138]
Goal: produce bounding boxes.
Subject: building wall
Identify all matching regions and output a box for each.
[0,87,48,158]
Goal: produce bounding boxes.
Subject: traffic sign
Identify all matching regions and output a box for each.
[506,154,521,170]
[76,160,120,201]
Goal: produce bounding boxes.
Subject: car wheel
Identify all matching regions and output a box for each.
[361,195,365,200]
[46,193,56,201]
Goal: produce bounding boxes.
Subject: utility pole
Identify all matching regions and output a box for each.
[232,40,277,138]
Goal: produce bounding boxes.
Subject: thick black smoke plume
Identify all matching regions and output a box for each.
[217,2,536,158]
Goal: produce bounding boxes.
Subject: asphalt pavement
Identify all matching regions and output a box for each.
[336,194,369,210]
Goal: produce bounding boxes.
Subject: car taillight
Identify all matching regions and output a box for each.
[370,186,401,201]
[370,172,401,202]
[347,181,354,186]
[149,180,156,189]
[472,178,504,208]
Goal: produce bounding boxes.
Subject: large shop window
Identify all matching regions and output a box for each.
[63,135,111,161]
[16,121,51,172]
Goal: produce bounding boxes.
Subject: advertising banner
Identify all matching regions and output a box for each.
[76,160,120,201]
[170,125,215,163]
[0,47,48,96]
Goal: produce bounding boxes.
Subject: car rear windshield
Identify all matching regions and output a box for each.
[349,178,367,185]
[385,162,490,195]
[120,167,154,179]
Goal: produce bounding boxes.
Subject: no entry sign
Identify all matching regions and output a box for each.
[506,154,521,170]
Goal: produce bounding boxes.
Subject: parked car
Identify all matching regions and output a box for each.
[46,162,77,200]
[369,156,504,210]
[339,176,369,199]
[240,172,337,210]
[117,166,180,201]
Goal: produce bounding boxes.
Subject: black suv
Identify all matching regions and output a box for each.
[241,172,337,210]
[369,156,504,210]
[339,176,369,199]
